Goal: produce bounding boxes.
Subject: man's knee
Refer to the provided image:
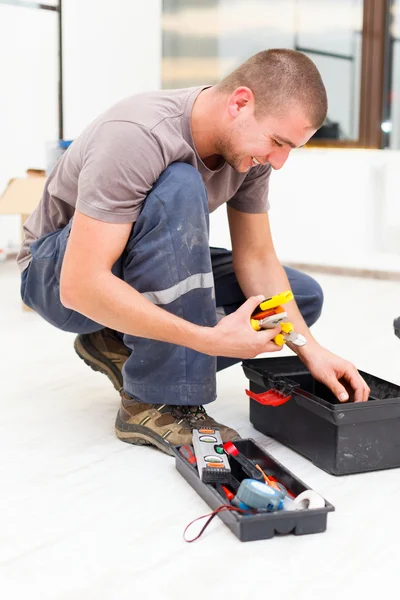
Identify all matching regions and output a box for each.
[155,162,205,197]
[301,275,324,327]
[138,162,209,239]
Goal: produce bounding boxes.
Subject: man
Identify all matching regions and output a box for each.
[18,49,370,455]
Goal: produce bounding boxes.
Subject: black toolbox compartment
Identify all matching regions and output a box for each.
[174,438,334,542]
[243,356,400,476]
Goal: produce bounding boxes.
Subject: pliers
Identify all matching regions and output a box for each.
[250,290,306,347]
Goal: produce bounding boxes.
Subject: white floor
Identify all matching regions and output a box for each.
[1,259,400,600]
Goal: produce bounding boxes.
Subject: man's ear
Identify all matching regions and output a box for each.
[227,86,254,118]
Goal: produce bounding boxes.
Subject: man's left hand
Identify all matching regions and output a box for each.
[298,342,370,403]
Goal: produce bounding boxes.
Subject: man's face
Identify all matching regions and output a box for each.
[216,88,317,173]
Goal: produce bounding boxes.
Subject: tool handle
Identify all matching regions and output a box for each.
[179,444,197,466]
[251,290,294,314]
[233,453,265,481]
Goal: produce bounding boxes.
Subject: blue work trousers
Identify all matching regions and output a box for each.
[21,163,323,406]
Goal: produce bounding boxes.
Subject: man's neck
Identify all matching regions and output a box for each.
[191,87,222,163]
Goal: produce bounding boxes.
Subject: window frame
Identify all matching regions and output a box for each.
[308,0,391,148]
[162,0,394,149]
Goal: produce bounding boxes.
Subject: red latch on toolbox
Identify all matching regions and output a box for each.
[245,388,291,406]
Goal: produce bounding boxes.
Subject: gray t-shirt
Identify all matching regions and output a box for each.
[18,86,271,272]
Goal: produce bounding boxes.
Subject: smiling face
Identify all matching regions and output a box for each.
[215,87,317,173]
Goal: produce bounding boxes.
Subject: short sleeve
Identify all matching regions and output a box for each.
[76,121,166,224]
[227,163,271,214]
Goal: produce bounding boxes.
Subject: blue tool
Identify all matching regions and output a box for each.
[232,479,285,512]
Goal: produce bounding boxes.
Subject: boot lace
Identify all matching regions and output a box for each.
[171,405,208,426]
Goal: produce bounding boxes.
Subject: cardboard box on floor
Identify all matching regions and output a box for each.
[0,169,46,310]
[0,169,46,226]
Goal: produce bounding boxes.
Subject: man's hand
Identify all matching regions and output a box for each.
[208,295,283,359]
[298,342,370,403]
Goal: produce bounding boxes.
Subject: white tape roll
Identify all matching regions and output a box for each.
[293,490,325,510]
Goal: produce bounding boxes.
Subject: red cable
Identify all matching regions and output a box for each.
[183,505,254,542]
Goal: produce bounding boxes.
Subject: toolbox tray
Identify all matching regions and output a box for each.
[174,438,334,542]
[243,356,400,475]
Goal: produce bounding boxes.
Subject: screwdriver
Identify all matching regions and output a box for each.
[222,441,264,482]
[179,444,197,466]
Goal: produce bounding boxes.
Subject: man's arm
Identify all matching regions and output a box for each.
[228,206,370,402]
[60,210,282,360]
[228,205,314,349]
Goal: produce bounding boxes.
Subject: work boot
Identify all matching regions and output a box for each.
[115,391,241,456]
[74,328,130,391]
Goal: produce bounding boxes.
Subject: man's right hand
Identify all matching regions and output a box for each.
[204,295,283,359]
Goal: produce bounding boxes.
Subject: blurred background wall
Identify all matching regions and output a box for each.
[0,0,399,274]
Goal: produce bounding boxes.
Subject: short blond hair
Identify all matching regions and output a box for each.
[217,49,327,129]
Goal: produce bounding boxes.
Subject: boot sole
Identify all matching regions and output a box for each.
[74,335,123,392]
[115,412,176,456]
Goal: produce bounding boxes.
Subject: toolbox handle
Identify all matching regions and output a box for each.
[245,372,296,406]
[245,388,291,406]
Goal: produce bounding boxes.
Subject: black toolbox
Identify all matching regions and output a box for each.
[394,316,400,339]
[243,356,400,476]
[174,438,334,542]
